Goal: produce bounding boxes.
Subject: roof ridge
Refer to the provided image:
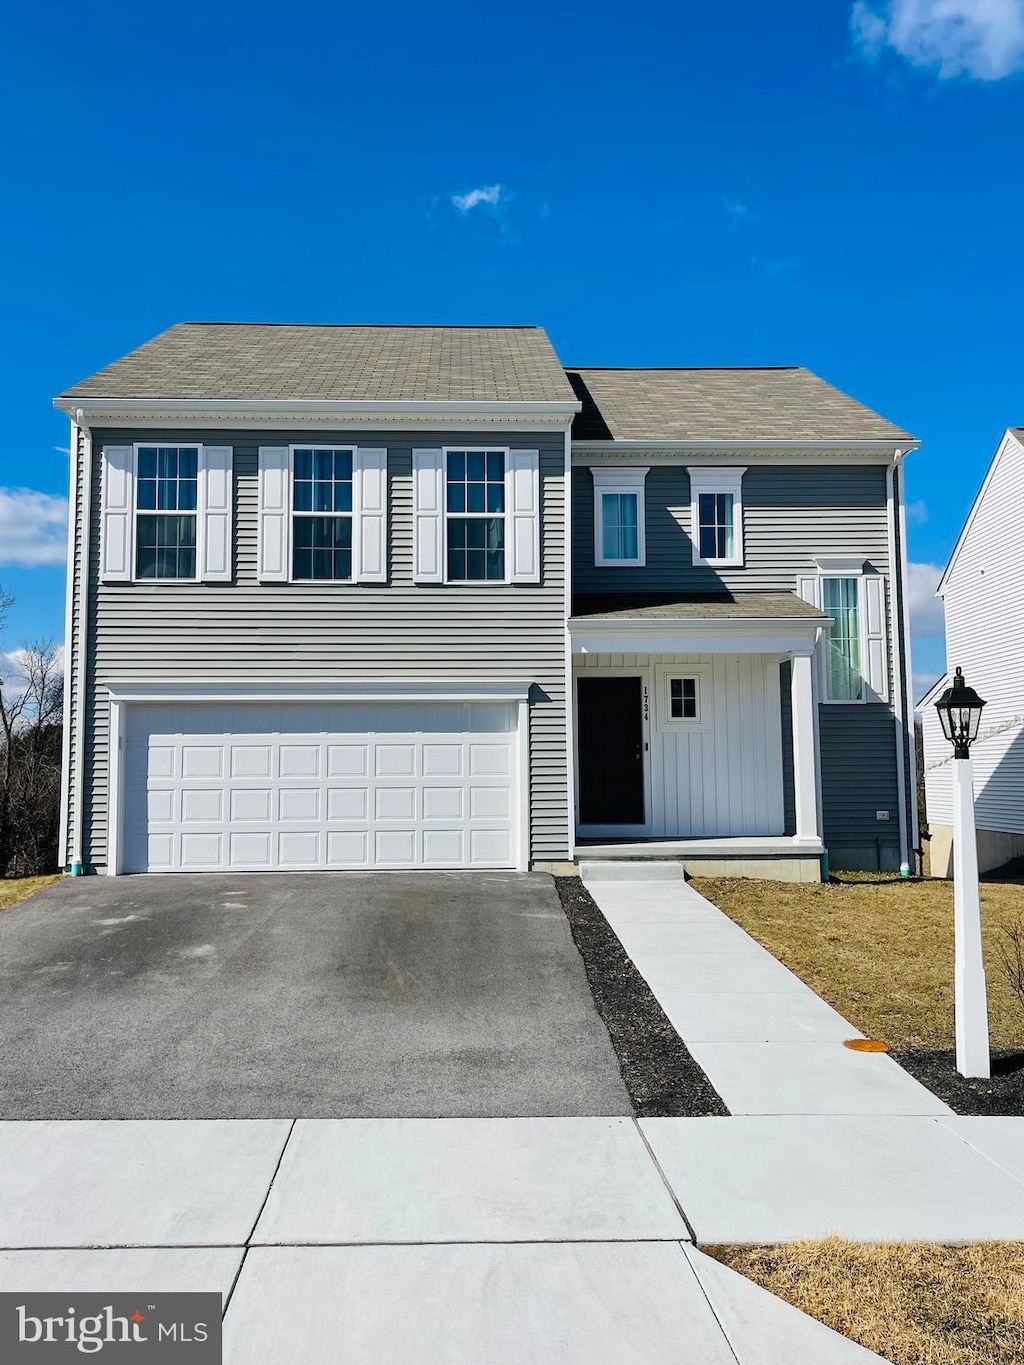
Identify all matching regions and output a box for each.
[173,321,545,331]
[566,365,804,373]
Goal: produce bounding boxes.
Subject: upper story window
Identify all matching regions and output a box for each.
[135,446,199,580]
[688,467,745,568]
[591,466,649,567]
[446,450,506,582]
[291,448,354,581]
[822,576,863,702]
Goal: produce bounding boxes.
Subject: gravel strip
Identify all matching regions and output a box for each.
[555,876,729,1118]
[894,1049,1024,1116]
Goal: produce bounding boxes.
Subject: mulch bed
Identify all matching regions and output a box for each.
[894,1049,1024,1116]
[555,876,729,1118]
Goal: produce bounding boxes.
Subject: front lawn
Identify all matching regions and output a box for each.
[711,1238,1024,1365]
[691,872,1024,1051]
[0,875,61,913]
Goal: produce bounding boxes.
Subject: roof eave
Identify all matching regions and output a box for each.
[54,396,582,429]
[572,437,918,451]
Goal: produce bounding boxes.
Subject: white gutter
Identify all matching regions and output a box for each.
[886,452,911,875]
[70,411,93,875]
[54,396,582,428]
[56,419,79,869]
[572,438,922,451]
[896,457,921,858]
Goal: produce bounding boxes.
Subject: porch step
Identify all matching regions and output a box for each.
[577,860,687,882]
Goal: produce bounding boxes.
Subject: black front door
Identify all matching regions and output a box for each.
[577,676,645,825]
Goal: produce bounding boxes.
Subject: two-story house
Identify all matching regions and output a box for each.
[54,324,918,881]
[922,427,1024,876]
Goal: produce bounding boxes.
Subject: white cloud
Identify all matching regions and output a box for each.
[0,488,68,567]
[723,196,752,228]
[851,0,1024,80]
[905,498,929,525]
[906,561,946,636]
[452,184,503,213]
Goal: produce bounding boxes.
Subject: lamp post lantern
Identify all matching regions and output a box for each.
[934,666,989,1078]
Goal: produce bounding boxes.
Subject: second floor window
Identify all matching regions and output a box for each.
[822,576,862,701]
[136,446,198,579]
[292,448,354,580]
[446,450,505,581]
[591,466,648,567]
[688,466,745,568]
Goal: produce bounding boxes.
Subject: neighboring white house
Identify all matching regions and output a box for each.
[922,427,1024,876]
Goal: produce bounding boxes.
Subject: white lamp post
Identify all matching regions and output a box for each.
[934,666,990,1079]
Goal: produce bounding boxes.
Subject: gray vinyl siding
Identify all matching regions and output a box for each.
[820,707,902,871]
[73,428,568,869]
[575,459,909,869]
[573,463,891,593]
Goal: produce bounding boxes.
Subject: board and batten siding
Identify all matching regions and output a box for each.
[575,652,785,838]
[924,430,1024,838]
[69,428,569,869]
[573,459,906,869]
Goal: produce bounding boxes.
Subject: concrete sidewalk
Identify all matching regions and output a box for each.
[0,1116,891,1362]
[580,864,953,1117]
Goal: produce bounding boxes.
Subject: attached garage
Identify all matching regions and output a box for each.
[110,689,528,874]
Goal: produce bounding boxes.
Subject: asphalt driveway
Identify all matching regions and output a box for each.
[0,874,630,1120]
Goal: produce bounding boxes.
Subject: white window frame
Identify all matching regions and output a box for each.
[805,557,889,706]
[654,663,711,732]
[133,441,202,584]
[688,466,746,568]
[592,466,648,567]
[442,446,511,586]
[288,444,357,584]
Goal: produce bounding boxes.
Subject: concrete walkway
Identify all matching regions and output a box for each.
[0,1116,891,1363]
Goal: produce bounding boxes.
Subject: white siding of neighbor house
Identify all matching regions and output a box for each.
[66,428,569,870]
[924,430,1024,837]
[575,652,785,838]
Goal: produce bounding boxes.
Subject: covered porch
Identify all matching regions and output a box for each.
[569,592,829,882]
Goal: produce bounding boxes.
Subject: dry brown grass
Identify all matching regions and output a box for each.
[710,1238,1024,1365]
[691,873,1024,1050]
[0,874,61,913]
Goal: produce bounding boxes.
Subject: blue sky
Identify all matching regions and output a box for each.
[1,0,1022,696]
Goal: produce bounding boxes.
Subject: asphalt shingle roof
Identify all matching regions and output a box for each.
[571,592,828,621]
[567,367,913,442]
[60,323,578,404]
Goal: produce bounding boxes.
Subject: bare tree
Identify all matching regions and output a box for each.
[0,588,65,876]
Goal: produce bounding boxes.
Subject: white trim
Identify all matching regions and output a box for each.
[516,696,530,872]
[574,665,654,839]
[104,679,532,703]
[937,428,1022,596]
[105,681,533,876]
[442,446,511,585]
[688,466,746,568]
[654,664,710,733]
[573,439,918,452]
[55,396,580,430]
[570,616,823,657]
[57,419,79,867]
[814,556,865,575]
[563,429,576,861]
[590,466,648,567]
[71,423,94,872]
[791,653,822,844]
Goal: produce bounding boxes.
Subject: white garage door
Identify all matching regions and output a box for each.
[121,700,519,872]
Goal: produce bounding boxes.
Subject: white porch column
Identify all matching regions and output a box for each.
[791,652,821,843]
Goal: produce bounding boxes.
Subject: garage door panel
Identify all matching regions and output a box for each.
[122,702,518,872]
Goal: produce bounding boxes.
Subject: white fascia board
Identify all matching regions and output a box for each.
[573,441,918,465]
[55,397,581,431]
[569,617,826,656]
[103,679,533,703]
[936,428,1021,596]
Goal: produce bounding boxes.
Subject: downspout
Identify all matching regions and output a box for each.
[56,420,79,870]
[564,427,576,864]
[896,457,922,863]
[886,454,911,875]
[70,410,93,875]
